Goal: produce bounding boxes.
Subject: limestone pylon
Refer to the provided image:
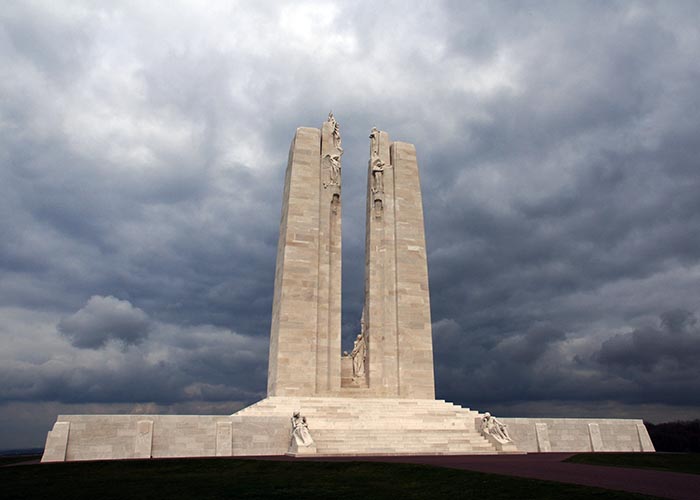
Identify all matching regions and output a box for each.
[361,128,435,398]
[267,113,343,397]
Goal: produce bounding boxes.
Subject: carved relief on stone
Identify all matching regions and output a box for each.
[350,333,366,378]
[327,153,341,187]
[369,127,385,199]
[373,198,383,217]
[291,412,314,447]
[323,112,344,189]
[369,126,379,157]
[328,111,343,154]
[479,412,513,443]
[331,193,340,215]
[371,157,385,194]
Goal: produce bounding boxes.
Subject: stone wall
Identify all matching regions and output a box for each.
[42,414,290,462]
[501,417,655,453]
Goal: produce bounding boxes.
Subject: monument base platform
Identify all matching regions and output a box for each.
[500,417,655,453]
[41,397,654,462]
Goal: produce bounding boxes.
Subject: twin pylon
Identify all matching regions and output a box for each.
[267,114,435,399]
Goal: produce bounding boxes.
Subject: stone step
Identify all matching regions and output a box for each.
[243,418,478,428]
[233,397,501,455]
[317,443,493,450]
[241,399,469,407]
[316,436,491,444]
[317,445,494,452]
[297,427,488,437]
[239,398,466,408]
[308,451,499,456]
[239,404,478,415]
[316,436,489,442]
[244,411,477,418]
[316,444,494,450]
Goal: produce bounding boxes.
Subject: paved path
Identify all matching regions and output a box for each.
[280,453,700,500]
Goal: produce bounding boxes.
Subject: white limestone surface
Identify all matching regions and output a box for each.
[42,421,70,462]
[41,414,287,462]
[501,417,655,453]
[41,402,655,461]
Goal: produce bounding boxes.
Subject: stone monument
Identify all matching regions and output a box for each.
[268,115,434,399]
[42,115,655,462]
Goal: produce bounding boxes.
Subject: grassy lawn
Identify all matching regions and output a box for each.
[3,457,660,500]
[566,453,700,475]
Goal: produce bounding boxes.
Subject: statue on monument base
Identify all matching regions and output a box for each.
[480,412,513,443]
[323,153,342,188]
[322,111,343,189]
[288,412,316,455]
[350,333,366,378]
[371,158,385,195]
[369,126,385,196]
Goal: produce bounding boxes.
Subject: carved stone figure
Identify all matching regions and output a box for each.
[369,126,379,157]
[371,157,385,194]
[480,412,512,443]
[323,113,343,190]
[350,333,366,378]
[328,153,341,186]
[291,412,314,447]
[331,193,340,214]
[328,111,343,154]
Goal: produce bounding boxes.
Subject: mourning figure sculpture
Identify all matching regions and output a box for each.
[480,412,513,443]
[291,412,314,447]
[351,333,366,378]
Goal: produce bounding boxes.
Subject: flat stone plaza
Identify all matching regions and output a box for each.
[42,115,654,462]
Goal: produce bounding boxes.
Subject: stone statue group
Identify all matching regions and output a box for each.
[480,412,513,443]
[369,127,385,195]
[324,112,343,188]
[291,411,314,448]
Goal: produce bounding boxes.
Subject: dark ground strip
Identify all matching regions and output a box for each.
[5,456,657,500]
[259,453,700,500]
[9,452,699,499]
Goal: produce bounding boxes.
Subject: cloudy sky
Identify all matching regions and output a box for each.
[2,1,700,449]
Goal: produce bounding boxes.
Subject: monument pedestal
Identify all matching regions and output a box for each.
[287,441,318,456]
[42,396,654,461]
[235,397,500,456]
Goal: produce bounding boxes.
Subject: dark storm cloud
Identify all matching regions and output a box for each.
[435,309,700,409]
[2,316,267,405]
[2,1,700,448]
[58,295,151,348]
[597,310,700,371]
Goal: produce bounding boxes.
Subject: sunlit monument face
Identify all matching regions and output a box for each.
[267,113,434,400]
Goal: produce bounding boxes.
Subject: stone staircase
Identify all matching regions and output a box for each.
[233,396,502,455]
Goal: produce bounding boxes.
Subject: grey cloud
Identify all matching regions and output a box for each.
[597,310,700,370]
[3,317,267,405]
[58,295,152,348]
[2,1,700,449]
[435,310,700,409]
[492,325,566,365]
